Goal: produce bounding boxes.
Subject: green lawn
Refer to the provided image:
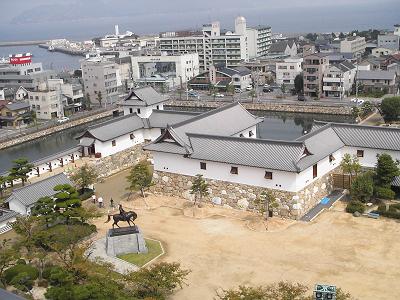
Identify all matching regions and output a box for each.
[117,238,163,267]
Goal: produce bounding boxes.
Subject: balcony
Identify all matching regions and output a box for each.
[324,77,342,83]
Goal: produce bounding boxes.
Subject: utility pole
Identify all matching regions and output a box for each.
[355,53,360,100]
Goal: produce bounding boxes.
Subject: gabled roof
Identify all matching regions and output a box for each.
[0,208,19,223]
[147,110,200,128]
[6,173,73,207]
[357,70,396,80]
[269,41,289,53]
[122,86,169,107]
[78,114,146,142]
[5,102,30,111]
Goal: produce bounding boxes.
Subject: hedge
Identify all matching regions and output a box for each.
[4,264,39,284]
[346,201,366,214]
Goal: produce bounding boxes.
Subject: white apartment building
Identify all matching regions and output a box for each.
[28,88,64,120]
[371,47,396,57]
[276,57,303,85]
[377,34,400,51]
[81,58,122,105]
[131,53,199,88]
[340,36,366,56]
[159,17,271,71]
[323,61,356,98]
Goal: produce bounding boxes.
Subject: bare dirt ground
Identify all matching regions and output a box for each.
[90,170,400,300]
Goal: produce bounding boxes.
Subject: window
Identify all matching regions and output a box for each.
[137,108,141,114]
[230,166,238,175]
[357,150,364,157]
[313,164,318,179]
[249,130,254,137]
[264,171,273,180]
[112,140,116,147]
[156,105,159,110]
[129,108,133,114]
[200,162,206,170]
[239,133,244,137]
[329,154,335,163]
[130,133,135,140]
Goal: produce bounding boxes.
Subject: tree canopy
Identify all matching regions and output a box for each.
[8,158,34,186]
[350,171,374,203]
[380,97,400,121]
[294,73,303,94]
[126,161,153,197]
[190,174,209,206]
[70,163,97,193]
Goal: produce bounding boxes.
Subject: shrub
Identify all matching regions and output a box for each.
[16,259,26,265]
[376,204,400,219]
[350,172,374,202]
[380,96,400,121]
[345,201,366,214]
[79,188,94,200]
[4,264,39,284]
[375,186,395,200]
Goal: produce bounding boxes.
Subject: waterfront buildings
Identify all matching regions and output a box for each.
[159,16,271,71]
[131,53,200,89]
[81,58,122,105]
[356,70,398,94]
[303,53,330,98]
[340,36,366,56]
[28,88,64,120]
[275,57,303,86]
[322,62,356,98]
[0,102,31,128]
[377,34,400,51]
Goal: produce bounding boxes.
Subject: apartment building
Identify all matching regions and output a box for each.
[378,34,400,51]
[28,89,64,120]
[323,61,356,98]
[303,53,329,98]
[340,36,366,56]
[357,70,398,94]
[81,58,122,105]
[275,57,303,86]
[159,17,271,71]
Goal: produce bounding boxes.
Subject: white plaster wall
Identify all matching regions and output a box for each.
[343,146,400,168]
[95,130,145,157]
[9,200,27,215]
[232,125,257,138]
[123,104,164,118]
[153,152,298,192]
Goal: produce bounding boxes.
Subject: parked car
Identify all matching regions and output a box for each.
[188,91,199,98]
[215,93,225,98]
[234,88,242,93]
[297,94,306,101]
[246,85,253,91]
[57,116,70,124]
[263,87,273,93]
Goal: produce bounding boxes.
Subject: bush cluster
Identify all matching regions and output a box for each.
[4,264,39,284]
[345,201,366,214]
[376,203,400,219]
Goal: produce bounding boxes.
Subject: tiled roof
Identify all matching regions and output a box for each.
[5,102,30,111]
[0,209,19,223]
[6,173,73,207]
[122,86,169,107]
[357,70,396,80]
[147,110,200,128]
[269,41,289,53]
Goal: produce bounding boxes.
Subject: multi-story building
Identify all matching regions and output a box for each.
[81,58,122,105]
[357,70,398,94]
[303,53,329,98]
[275,57,303,86]
[0,102,31,128]
[159,17,270,71]
[131,53,199,89]
[323,61,356,98]
[372,47,396,58]
[46,79,84,115]
[377,34,400,51]
[340,36,366,56]
[0,54,55,90]
[28,89,64,120]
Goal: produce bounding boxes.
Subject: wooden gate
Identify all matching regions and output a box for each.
[333,174,352,189]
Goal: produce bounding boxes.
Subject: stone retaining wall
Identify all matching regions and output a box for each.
[0,110,114,150]
[166,100,352,115]
[151,169,336,220]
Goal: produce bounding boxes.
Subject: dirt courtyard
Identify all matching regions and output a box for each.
[91,170,400,300]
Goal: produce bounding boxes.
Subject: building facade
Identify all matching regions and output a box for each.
[303,53,329,98]
[81,58,122,105]
[0,102,31,128]
[323,62,356,98]
[28,89,64,120]
[378,34,400,51]
[356,70,398,94]
[340,36,366,56]
[276,57,303,85]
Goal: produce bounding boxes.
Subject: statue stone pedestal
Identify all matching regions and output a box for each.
[106,226,148,256]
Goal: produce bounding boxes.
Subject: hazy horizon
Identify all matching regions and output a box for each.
[0,0,399,41]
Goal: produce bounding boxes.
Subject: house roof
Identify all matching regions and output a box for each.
[122,86,169,107]
[0,208,19,223]
[5,102,30,111]
[6,173,73,207]
[357,70,396,80]
[78,114,146,142]
[269,41,289,53]
[0,288,26,300]
[147,110,200,128]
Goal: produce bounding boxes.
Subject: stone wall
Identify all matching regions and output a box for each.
[90,145,148,179]
[0,110,113,150]
[151,169,336,220]
[166,100,352,116]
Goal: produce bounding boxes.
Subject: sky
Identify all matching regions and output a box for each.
[0,0,399,41]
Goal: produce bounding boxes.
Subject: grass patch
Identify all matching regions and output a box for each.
[117,238,163,267]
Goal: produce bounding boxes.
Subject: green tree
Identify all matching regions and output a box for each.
[8,158,34,186]
[30,110,39,129]
[96,91,103,107]
[340,154,361,182]
[281,83,286,94]
[124,262,190,299]
[351,106,360,119]
[209,84,217,101]
[375,153,400,187]
[31,196,57,227]
[70,163,97,194]
[84,93,91,110]
[190,174,209,206]
[0,239,19,287]
[350,171,374,203]
[126,161,153,198]
[52,184,81,224]
[380,96,400,121]
[294,73,304,94]
[255,191,278,221]
[0,175,7,198]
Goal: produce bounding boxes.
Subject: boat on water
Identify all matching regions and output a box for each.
[48,45,55,52]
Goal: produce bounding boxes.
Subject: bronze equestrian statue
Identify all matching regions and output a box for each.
[106,204,138,229]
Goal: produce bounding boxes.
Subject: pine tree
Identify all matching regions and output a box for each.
[190,174,209,206]
[126,161,153,198]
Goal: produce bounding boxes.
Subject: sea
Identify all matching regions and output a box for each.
[0,45,81,72]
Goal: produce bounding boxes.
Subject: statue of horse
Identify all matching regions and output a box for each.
[105,211,138,229]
